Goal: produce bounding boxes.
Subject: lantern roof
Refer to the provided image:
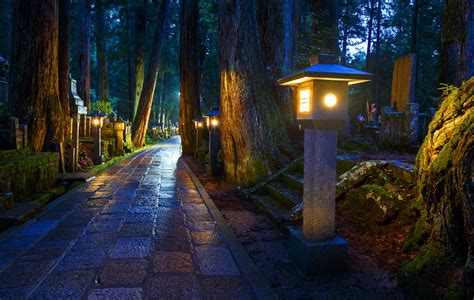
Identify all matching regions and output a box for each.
[278,54,374,86]
[205,106,220,117]
[192,116,206,122]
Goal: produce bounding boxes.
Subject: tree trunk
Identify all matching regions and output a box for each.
[128,0,147,121]
[0,0,13,58]
[365,0,375,71]
[78,0,91,110]
[416,78,474,291]
[179,0,201,155]
[58,0,71,142]
[9,0,61,151]
[257,0,301,122]
[373,0,382,120]
[411,0,419,53]
[132,0,171,147]
[96,0,109,102]
[439,0,473,87]
[311,0,339,54]
[218,0,293,185]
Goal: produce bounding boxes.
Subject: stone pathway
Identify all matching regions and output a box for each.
[0,137,254,299]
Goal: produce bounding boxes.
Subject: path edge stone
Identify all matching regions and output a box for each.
[181,160,276,300]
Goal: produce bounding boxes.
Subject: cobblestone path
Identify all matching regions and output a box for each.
[0,137,254,299]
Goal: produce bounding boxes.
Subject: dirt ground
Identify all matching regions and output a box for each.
[184,156,412,299]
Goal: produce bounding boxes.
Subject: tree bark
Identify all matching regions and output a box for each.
[96,0,109,102]
[218,0,294,185]
[365,0,375,71]
[179,0,201,155]
[439,0,473,87]
[373,0,382,120]
[78,0,91,110]
[132,0,171,147]
[0,0,13,59]
[257,0,301,122]
[58,0,71,142]
[416,78,474,291]
[311,0,339,54]
[127,0,147,121]
[9,0,61,151]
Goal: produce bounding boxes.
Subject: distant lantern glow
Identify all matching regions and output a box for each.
[211,119,219,127]
[324,93,337,107]
[92,118,100,126]
[299,89,310,113]
[197,122,203,128]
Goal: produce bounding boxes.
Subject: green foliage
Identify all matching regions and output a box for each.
[91,101,113,115]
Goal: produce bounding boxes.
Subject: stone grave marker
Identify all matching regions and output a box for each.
[391,54,417,112]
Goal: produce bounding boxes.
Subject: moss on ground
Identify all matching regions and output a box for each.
[403,218,428,250]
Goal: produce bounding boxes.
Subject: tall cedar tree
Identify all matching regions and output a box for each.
[9,0,62,151]
[128,0,147,120]
[78,0,92,110]
[179,0,201,155]
[132,0,171,147]
[218,0,293,185]
[311,0,339,54]
[439,0,473,86]
[257,0,301,123]
[58,0,72,141]
[96,0,110,102]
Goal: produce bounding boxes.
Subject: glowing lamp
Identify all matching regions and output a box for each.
[114,117,125,131]
[278,54,373,130]
[204,106,220,129]
[89,111,107,128]
[192,116,206,130]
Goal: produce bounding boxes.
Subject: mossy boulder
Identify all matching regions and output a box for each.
[345,184,404,224]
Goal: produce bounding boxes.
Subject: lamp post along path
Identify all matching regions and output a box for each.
[278,54,374,274]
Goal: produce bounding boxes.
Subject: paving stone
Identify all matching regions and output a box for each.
[73,233,117,250]
[0,286,33,300]
[155,238,193,253]
[30,269,96,299]
[155,224,190,239]
[191,230,223,246]
[86,220,122,234]
[133,197,159,206]
[56,217,92,228]
[83,198,109,208]
[188,221,217,232]
[102,203,131,215]
[110,237,152,259]
[8,220,57,237]
[195,245,240,276]
[119,223,154,237]
[57,248,107,271]
[17,247,66,262]
[99,259,148,286]
[152,251,194,273]
[0,260,55,288]
[88,287,143,300]
[125,212,156,223]
[36,209,69,221]
[0,236,39,253]
[41,226,84,241]
[129,206,157,214]
[145,274,200,299]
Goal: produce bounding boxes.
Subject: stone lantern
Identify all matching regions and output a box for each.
[192,116,206,158]
[204,106,220,176]
[278,54,373,274]
[90,111,107,165]
[114,117,125,156]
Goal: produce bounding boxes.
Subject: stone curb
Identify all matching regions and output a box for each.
[182,160,276,300]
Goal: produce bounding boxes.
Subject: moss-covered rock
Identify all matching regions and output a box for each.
[344,184,404,224]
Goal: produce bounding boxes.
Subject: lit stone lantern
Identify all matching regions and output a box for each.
[114,117,125,156]
[90,111,107,165]
[192,116,206,158]
[278,54,373,274]
[204,106,220,176]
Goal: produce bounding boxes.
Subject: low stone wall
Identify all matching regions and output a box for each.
[0,149,59,203]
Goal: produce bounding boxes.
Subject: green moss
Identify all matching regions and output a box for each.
[443,284,463,300]
[402,244,445,275]
[403,218,428,250]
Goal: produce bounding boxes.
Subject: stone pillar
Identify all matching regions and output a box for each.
[404,103,419,145]
[194,127,201,158]
[93,126,103,165]
[208,128,219,176]
[72,114,80,172]
[303,129,337,241]
[8,117,22,149]
[20,124,28,148]
[114,126,124,156]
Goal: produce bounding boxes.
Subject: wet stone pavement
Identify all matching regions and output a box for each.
[0,137,253,299]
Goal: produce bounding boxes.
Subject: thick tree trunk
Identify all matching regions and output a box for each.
[128,0,147,121]
[416,78,474,291]
[311,0,339,54]
[365,0,375,71]
[257,0,301,122]
[9,0,61,151]
[58,0,71,142]
[179,0,201,155]
[373,0,382,120]
[96,0,109,102]
[0,0,13,58]
[132,0,171,147]
[439,0,473,87]
[218,0,293,185]
[78,0,91,110]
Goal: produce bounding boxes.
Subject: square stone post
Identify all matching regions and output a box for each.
[72,114,80,172]
[208,128,219,176]
[93,125,103,165]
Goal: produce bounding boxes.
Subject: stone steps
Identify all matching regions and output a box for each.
[264,182,301,209]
